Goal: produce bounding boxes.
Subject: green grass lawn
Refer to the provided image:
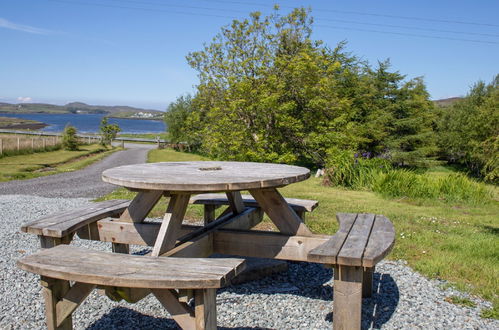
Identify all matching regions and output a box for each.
[118,133,169,141]
[100,148,499,318]
[0,144,119,181]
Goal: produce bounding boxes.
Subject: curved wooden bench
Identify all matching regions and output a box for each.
[308,213,395,330]
[17,245,246,330]
[20,199,130,248]
[190,193,318,223]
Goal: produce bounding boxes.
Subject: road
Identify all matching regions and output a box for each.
[0,143,155,198]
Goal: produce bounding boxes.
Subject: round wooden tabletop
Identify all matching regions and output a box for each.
[102,161,310,192]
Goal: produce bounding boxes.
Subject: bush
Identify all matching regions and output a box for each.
[62,125,79,151]
[324,149,492,205]
[324,149,391,190]
[373,171,491,205]
[99,117,121,146]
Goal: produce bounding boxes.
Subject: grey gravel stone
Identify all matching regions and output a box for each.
[1,195,497,329]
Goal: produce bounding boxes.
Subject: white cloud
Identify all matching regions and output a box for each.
[0,18,53,35]
[17,97,32,103]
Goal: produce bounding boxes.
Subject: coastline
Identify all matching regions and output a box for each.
[0,116,48,130]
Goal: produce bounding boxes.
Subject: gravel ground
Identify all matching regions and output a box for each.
[1,195,497,329]
[0,143,154,198]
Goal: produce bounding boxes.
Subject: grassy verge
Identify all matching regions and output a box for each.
[0,144,120,181]
[118,133,169,140]
[100,148,499,318]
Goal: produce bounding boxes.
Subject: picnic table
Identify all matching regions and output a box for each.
[18,161,395,330]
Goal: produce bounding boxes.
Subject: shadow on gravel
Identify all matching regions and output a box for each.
[86,262,398,329]
[222,261,399,329]
[86,306,269,329]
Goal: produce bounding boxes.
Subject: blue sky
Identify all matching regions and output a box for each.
[1,0,498,110]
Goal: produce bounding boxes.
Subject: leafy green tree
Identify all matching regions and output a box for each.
[99,117,121,146]
[62,125,79,151]
[186,8,363,166]
[179,7,438,169]
[164,94,196,145]
[437,75,498,182]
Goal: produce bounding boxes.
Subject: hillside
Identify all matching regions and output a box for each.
[0,102,164,119]
[433,97,463,107]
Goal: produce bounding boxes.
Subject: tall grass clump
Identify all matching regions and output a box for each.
[324,148,391,190]
[325,150,493,205]
[373,171,491,205]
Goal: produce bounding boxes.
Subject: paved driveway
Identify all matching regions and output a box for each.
[0,143,155,198]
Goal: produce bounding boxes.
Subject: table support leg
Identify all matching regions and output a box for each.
[333,265,363,330]
[249,188,313,236]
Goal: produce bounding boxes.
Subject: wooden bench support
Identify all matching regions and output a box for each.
[362,266,374,298]
[333,265,363,330]
[18,245,245,330]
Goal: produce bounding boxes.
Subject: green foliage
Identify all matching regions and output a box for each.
[99,117,121,146]
[481,306,499,319]
[164,94,195,144]
[324,148,391,189]
[178,8,437,168]
[62,125,79,151]
[444,295,476,308]
[324,150,492,205]
[373,171,491,205]
[437,75,499,183]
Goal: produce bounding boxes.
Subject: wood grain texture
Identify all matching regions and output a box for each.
[308,213,395,268]
[249,188,313,236]
[40,276,72,330]
[152,289,196,329]
[18,245,246,289]
[225,191,245,214]
[307,213,357,264]
[333,265,363,330]
[102,161,310,191]
[151,194,191,257]
[362,215,395,267]
[119,190,163,223]
[336,213,375,266]
[191,193,319,212]
[195,288,217,330]
[55,282,95,327]
[21,199,130,238]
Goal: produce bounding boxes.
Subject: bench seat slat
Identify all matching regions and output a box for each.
[306,213,357,264]
[336,214,375,266]
[17,245,246,289]
[362,215,395,267]
[21,200,131,238]
[190,193,318,212]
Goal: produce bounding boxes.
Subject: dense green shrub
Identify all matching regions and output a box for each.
[373,171,491,205]
[324,149,492,205]
[437,75,498,183]
[324,149,391,189]
[99,117,121,146]
[62,125,79,151]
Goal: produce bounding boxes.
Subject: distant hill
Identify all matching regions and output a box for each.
[0,102,164,119]
[434,97,463,107]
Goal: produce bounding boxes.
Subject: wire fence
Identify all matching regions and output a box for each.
[0,134,101,157]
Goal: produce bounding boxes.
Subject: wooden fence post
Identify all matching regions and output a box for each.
[0,139,2,155]
[17,137,20,151]
[31,138,34,150]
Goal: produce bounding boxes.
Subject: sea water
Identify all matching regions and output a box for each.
[0,113,166,134]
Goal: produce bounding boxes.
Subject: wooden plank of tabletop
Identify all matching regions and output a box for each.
[102,161,310,192]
